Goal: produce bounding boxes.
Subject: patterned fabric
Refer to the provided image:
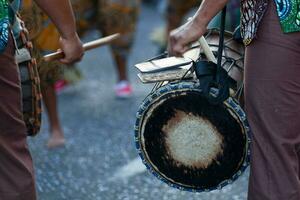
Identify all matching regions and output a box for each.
[274,0,300,33]
[0,0,9,53]
[96,0,140,57]
[241,0,268,46]
[241,0,300,45]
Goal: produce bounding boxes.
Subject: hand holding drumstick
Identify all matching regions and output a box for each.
[43,33,121,62]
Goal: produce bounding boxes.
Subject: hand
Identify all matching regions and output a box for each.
[168,18,207,57]
[59,33,84,64]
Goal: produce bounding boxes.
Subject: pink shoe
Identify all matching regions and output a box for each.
[114,81,133,98]
[54,79,68,93]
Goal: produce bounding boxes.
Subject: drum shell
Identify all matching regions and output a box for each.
[19,58,42,136]
[16,20,42,136]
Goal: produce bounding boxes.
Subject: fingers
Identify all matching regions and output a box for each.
[168,22,196,57]
[59,51,84,64]
[168,19,207,57]
[58,34,84,64]
[168,30,188,57]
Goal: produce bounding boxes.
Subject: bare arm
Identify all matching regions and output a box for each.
[168,0,229,56]
[33,0,83,64]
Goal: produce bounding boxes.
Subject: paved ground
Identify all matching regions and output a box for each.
[28,4,249,200]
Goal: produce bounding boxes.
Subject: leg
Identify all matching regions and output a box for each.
[110,41,133,98]
[42,85,65,148]
[0,35,36,200]
[245,2,300,200]
[33,46,65,148]
[98,0,140,97]
[112,52,128,82]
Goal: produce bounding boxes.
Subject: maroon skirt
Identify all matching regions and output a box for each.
[0,34,36,199]
[245,1,300,200]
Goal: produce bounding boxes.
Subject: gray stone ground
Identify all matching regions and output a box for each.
[28,4,249,200]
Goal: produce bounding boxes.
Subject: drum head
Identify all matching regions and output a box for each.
[135,82,250,192]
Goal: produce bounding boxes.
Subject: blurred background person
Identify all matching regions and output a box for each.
[20,0,140,148]
[96,0,140,98]
[71,0,141,98]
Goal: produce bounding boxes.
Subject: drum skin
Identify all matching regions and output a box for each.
[135,81,250,192]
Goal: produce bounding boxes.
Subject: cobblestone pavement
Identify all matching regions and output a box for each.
[28,4,249,200]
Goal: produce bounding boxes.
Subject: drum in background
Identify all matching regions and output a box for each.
[202,29,244,85]
[16,19,42,136]
[135,81,250,192]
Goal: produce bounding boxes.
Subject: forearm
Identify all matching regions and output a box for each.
[193,0,229,27]
[168,0,230,56]
[33,0,83,64]
[33,0,77,39]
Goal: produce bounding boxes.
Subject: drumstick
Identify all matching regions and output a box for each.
[198,36,217,63]
[43,33,120,62]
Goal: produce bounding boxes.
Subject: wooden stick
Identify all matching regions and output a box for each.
[43,33,120,62]
[198,36,217,63]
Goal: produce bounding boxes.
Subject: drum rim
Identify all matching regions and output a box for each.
[134,81,251,192]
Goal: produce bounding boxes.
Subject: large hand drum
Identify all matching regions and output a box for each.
[135,82,250,192]
[135,28,248,192]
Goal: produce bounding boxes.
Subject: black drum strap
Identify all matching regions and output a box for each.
[195,6,230,105]
[217,7,227,77]
[214,6,230,103]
